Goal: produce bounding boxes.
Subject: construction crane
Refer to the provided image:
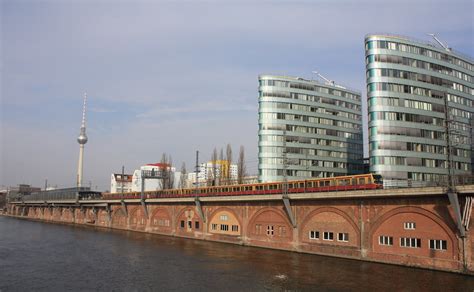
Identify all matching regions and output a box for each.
[312,71,335,86]
[428,33,451,52]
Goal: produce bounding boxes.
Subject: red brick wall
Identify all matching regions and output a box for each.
[11,193,473,274]
[148,207,173,234]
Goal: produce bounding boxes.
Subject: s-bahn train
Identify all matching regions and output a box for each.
[102,173,383,200]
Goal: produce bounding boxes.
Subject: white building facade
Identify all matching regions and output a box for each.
[110,173,133,193]
[131,163,179,192]
[110,163,180,193]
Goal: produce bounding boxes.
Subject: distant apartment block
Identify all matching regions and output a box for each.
[258,75,364,182]
[365,34,473,187]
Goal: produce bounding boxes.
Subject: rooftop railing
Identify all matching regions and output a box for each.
[365,33,473,62]
[259,74,362,95]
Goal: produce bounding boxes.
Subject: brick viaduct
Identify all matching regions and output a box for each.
[7,185,474,274]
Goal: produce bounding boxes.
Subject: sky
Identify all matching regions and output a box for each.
[1,0,473,191]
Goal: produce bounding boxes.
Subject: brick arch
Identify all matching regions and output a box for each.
[369,206,457,246]
[74,209,85,223]
[52,208,62,220]
[175,206,202,234]
[368,206,458,260]
[42,208,51,219]
[248,207,291,227]
[129,206,147,231]
[28,207,37,218]
[208,207,243,227]
[86,209,97,224]
[62,208,74,222]
[149,207,172,232]
[175,206,203,224]
[150,207,171,220]
[97,209,109,226]
[208,207,242,235]
[175,206,195,220]
[248,207,293,241]
[299,206,360,244]
[111,207,128,228]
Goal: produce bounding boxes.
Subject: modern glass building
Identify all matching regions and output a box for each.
[258,75,363,182]
[365,34,473,187]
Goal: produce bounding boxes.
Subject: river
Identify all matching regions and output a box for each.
[0,216,472,291]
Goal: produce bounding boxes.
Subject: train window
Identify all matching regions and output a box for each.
[299,183,304,188]
[288,183,294,188]
[339,179,350,186]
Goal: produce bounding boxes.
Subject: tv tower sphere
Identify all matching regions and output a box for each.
[77,129,88,144]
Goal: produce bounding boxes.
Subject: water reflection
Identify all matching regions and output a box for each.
[0,217,472,291]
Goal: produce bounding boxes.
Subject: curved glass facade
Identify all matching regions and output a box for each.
[258,75,363,183]
[365,34,473,187]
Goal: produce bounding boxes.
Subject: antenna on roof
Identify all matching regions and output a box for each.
[312,71,335,86]
[427,33,451,52]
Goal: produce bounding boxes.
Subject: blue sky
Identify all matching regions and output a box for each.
[1,0,473,191]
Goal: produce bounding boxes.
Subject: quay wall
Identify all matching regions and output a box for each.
[6,186,474,274]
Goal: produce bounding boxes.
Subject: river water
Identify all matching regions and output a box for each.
[0,216,472,291]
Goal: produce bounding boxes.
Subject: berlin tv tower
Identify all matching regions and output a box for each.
[76,93,88,187]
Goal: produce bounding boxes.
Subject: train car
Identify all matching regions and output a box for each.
[102,173,383,200]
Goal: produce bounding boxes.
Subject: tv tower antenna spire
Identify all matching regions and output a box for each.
[76,92,88,187]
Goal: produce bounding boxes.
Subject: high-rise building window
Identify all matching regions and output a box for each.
[366,34,473,187]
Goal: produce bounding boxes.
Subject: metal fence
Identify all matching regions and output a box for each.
[383,175,474,189]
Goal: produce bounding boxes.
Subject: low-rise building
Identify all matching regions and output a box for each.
[131,163,180,192]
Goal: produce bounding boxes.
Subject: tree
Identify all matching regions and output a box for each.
[159,153,174,189]
[210,148,218,186]
[237,145,246,184]
[219,147,224,185]
[179,162,187,189]
[168,154,174,189]
[225,144,232,185]
[159,153,167,189]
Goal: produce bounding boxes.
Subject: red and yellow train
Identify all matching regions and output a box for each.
[103,173,383,200]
